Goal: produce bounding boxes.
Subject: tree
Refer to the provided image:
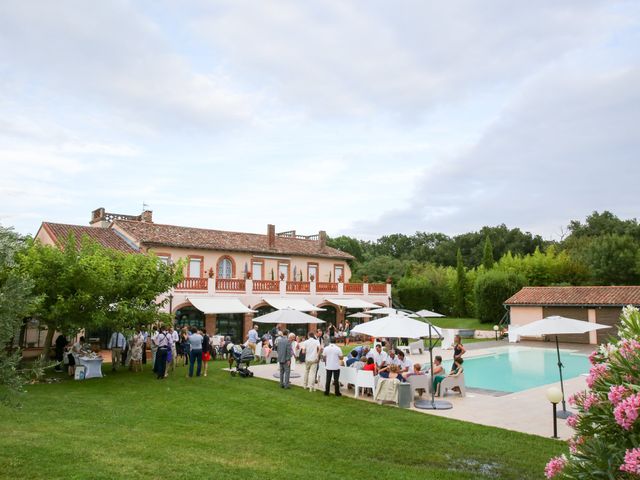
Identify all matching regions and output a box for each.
[0,225,40,404]
[454,249,467,317]
[327,235,365,263]
[482,235,495,270]
[352,255,412,283]
[579,234,639,285]
[474,270,525,324]
[18,234,183,357]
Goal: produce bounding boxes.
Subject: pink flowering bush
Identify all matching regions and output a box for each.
[549,305,640,479]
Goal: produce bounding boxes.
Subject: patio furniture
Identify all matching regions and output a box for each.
[437,371,466,397]
[408,340,423,355]
[407,374,431,397]
[374,377,400,403]
[354,370,377,398]
[77,356,103,379]
[339,366,357,392]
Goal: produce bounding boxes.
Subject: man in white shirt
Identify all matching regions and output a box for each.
[322,338,343,396]
[108,331,126,372]
[246,325,259,353]
[396,350,414,373]
[387,349,402,367]
[367,344,389,369]
[301,332,321,392]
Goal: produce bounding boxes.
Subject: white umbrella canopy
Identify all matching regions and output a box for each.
[350,314,442,339]
[367,307,408,316]
[515,316,610,337]
[411,309,445,318]
[347,312,372,319]
[252,308,325,325]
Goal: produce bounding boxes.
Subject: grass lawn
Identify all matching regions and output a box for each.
[0,361,565,480]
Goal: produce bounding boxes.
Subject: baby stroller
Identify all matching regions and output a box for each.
[229,344,255,377]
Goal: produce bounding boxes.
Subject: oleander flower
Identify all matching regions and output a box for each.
[566,415,578,429]
[618,338,640,360]
[586,363,608,389]
[545,455,567,479]
[568,436,584,455]
[582,392,598,412]
[613,393,640,430]
[620,448,640,475]
[588,350,600,366]
[608,385,630,406]
[568,392,581,407]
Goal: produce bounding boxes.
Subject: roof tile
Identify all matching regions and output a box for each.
[504,286,640,306]
[42,222,138,253]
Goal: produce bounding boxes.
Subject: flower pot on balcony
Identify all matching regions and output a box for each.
[246,271,252,280]
[362,275,369,283]
[338,275,344,283]
[280,273,285,281]
[310,274,315,282]
[208,268,214,278]
[386,276,393,284]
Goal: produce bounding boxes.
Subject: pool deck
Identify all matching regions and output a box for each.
[241,340,592,440]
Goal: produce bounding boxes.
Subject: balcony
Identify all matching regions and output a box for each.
[173,277,389,296]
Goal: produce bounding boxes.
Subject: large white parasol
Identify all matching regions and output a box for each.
[252,308,325,325]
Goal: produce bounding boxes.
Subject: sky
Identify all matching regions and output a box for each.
[1,0,639,240]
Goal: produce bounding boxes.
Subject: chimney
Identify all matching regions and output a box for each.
[141,210,153,223]
[267,224,276,248]
[319,230,327,252]
[90,208,108,228]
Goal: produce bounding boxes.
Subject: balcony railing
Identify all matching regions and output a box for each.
[286,281,310,293]
[344,283,363,294]
[253,280,279,292]
[316,282,338,293]
[368,283,387,294]
[175,277,208,290]
[216,278,246,291]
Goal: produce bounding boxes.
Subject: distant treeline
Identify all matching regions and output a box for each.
[328,211,640,323]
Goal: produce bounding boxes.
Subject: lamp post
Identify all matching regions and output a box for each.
[168,293,174,317]
[546,387,563,439]
[493,325,499,341]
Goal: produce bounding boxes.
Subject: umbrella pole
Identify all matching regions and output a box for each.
[555,335,571,418]
[414,321,452,410]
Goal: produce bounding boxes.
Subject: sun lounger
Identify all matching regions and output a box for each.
[437,371,466,397]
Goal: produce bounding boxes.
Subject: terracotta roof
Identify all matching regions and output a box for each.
[504,286,640,306]
[41,222,138,253]
[113,220,354,260]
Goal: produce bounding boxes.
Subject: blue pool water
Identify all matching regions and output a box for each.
[443,347,590,393]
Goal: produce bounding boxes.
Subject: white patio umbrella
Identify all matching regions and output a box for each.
[367,307,408,316]
[252,308,325,325]
[347,312,372,319]
[515,316,610,417]
[350,314,442,338]
[411,309,445,318]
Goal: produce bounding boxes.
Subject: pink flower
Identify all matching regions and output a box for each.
[568,436,584,454]
[618,339,640,360]
[614,393,640,430]
[620,448,640,475]
[608,385,630,406]
[568,392,583,407]
[586,363,607,388]
[566,415,578,429]
[582,393,598,412]
[545,455,567,479]
[588,350,599,365]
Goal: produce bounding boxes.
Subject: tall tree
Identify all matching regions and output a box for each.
[454,248,467,317]
[0,225,40,404]
[19,234,183,357]
[482,235,495,270]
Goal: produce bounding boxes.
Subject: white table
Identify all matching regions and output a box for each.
[78,357,104,379]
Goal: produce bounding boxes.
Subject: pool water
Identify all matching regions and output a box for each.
[443,347,590,393]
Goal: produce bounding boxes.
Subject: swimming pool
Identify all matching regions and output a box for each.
[443,347,590,393]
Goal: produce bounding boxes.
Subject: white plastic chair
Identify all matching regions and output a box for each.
[354,370,377,398]
[408,340,424,355]
[407,374,431,398]
[438,371,466,397]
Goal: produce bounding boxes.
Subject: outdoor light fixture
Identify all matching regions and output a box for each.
[493,324,499,341]
[546,386,563,439]
[168,293,174,314]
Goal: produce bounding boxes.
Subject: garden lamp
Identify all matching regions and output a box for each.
[493,324,499,341]
[546,387,563,438]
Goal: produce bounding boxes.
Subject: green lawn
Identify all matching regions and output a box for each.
[0,361,564,480]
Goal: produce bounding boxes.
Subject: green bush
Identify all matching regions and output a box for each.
[474,269,525,323]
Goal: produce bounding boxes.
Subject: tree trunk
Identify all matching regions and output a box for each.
[41,326,55,360]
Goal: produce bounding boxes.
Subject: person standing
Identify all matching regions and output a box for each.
[108,331,126,372]
[129,330,143,372]
[246,324,259,353]
[140,329,148,365]
[54,333,68,372]
[187,327,203,378]
[150,326,159,367]
[453,335,466,361]
[301,332,320,391]
[276,330,293,389]
[169,326,179,372]
[154,326,172,379]
[322,338,343,396]
[201,328,212,377]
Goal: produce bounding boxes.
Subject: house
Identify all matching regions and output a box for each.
[504,286,640,344]
[34,208,390,344]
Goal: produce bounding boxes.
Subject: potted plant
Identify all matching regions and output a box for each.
[310,274,315,282]
[363,275,369,283]
[386,276,393,284]
[246,271,252,280]
[208,267,214,278]
[338,275,344,283]
[280,273,285,281]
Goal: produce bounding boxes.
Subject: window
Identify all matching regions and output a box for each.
[334,264,344,282]
[252,261,263,281]
[307,263,318,281]
[188,257,202,278]
[158,256,170,265]
[218,258,233,279]
[278,262,289,281]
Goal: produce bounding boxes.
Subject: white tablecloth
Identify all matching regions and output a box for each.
[78,357,103,379]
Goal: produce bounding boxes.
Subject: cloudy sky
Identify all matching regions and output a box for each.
[1,1,639,240]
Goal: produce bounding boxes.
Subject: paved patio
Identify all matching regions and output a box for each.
[241,340,592,440]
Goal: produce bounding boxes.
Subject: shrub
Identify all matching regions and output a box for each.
[474,270,525,323]
[546,305,640,479]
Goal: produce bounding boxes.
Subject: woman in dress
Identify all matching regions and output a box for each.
[201,329,212,377]
[129,330,143,372]
[453,335,466,361]
[344,320,351,345]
